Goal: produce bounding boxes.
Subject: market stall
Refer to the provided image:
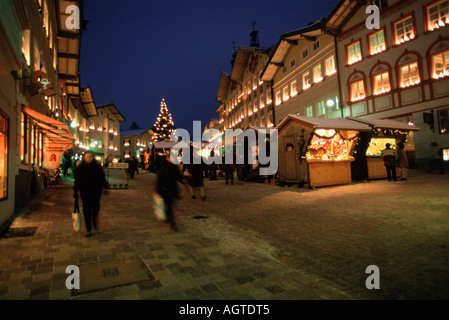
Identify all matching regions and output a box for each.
[277,115,371,188]
[347,117,419,180]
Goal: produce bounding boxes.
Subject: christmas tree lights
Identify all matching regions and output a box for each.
[152,99,175,141]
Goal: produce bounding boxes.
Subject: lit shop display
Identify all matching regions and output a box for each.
[277,115,371,188]
[347,117,419,180]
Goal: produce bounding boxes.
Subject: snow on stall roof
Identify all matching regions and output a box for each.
[277,115,372,131]
[153,140,179,149]
[346,117,419,131]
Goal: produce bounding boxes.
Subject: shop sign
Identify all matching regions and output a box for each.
[42,137,72,170]
[108,163,128,169]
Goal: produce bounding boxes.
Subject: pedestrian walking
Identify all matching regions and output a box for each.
[185,162,206,200]
[156,154,184,232]
[127,156,138,179]
[222,155,234,185]
[73,151,108,237]
[428,142,444,174]
[381,143,398,181]
[396,142,408,180]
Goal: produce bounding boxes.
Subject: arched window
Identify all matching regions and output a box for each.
[370,62,392,95]
[348,71,367,102]
[395,52,421,88]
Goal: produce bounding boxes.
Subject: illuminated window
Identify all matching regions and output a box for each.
[347,41,362,65]
[317,101,326,117]
[369,30,386,55]
[43,0,49,37]
[394,16,415,45]
[373,71,391,95]
[313,64,323,82]
[400,62,420,87]
[38,132,43,167]
[438,109,449,134]
[306,105,313,117]
[427,0,449,31]
[22,30,31,66]
[30,125,36,165]
[303,72,311,89]
[350,80,366,101]
[267,91,272,104]
[432,49,449,79]
[260,96,265,109]
[325,56,336,75]
[97,123,103,131]
[283,86,289,101]
[0,111,9,200]
[290,80,298,97]
[275,90,282,105]
[34,43,40,71]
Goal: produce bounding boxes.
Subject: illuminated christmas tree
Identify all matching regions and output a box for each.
[153,99,175,141]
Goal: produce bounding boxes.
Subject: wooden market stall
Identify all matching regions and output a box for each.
[347,117,419,180]
[277,115,372,188]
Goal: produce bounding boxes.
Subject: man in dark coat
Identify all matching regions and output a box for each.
[74,152,108,237]
[156,155,184,231]
[381,143,398,181]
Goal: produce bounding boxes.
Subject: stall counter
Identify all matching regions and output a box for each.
[307,158,354,187]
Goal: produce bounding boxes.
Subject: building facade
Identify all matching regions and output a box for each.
[326,0,449,168]
[261,19,342,125]
[216,28,275,141]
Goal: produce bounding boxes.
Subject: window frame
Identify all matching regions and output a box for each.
[313,64,323,83]
[303,72,311,90]
[372,70,392,95]
[392,13,416,46]
[425,0,449,32]
[325,55,336,76]
[346,39,363,65]
[368,28,387,56]
[350,79,367,102]
[431,48,449,79]
[438,108,449,134]
[398,61,421,88]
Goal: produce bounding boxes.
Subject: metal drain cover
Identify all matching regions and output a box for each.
[71,257,155,296]
[1,227,38,238]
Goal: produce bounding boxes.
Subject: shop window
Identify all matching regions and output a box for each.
[347,41,362,65]
[30,125,36,165]
[303,72,311,89]
[350,79,366,102]
[432,49,449,79]
[283,86,289,101]
[313,64,323,83]
[443,149,449,160]
[317,101,326,117]
[275,90,282,106]
[325,56,336,76]
[394,15,415,45]
[400,61,420,87]
[291,80,298,97]
[21,112,27,163]
[306,105,313,117]
[369,29,386,55]
[373,71,391,95]
[438,109,449,134]
[366,137,396,156]
[0,111,9,200]
[427,0,449,31]
[307,130,357,160]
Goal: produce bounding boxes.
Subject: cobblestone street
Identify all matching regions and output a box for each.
[0,169,448,300]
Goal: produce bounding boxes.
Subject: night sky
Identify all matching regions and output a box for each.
[79,0,338,133]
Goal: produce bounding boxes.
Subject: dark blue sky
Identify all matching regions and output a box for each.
[80,0,338,132]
